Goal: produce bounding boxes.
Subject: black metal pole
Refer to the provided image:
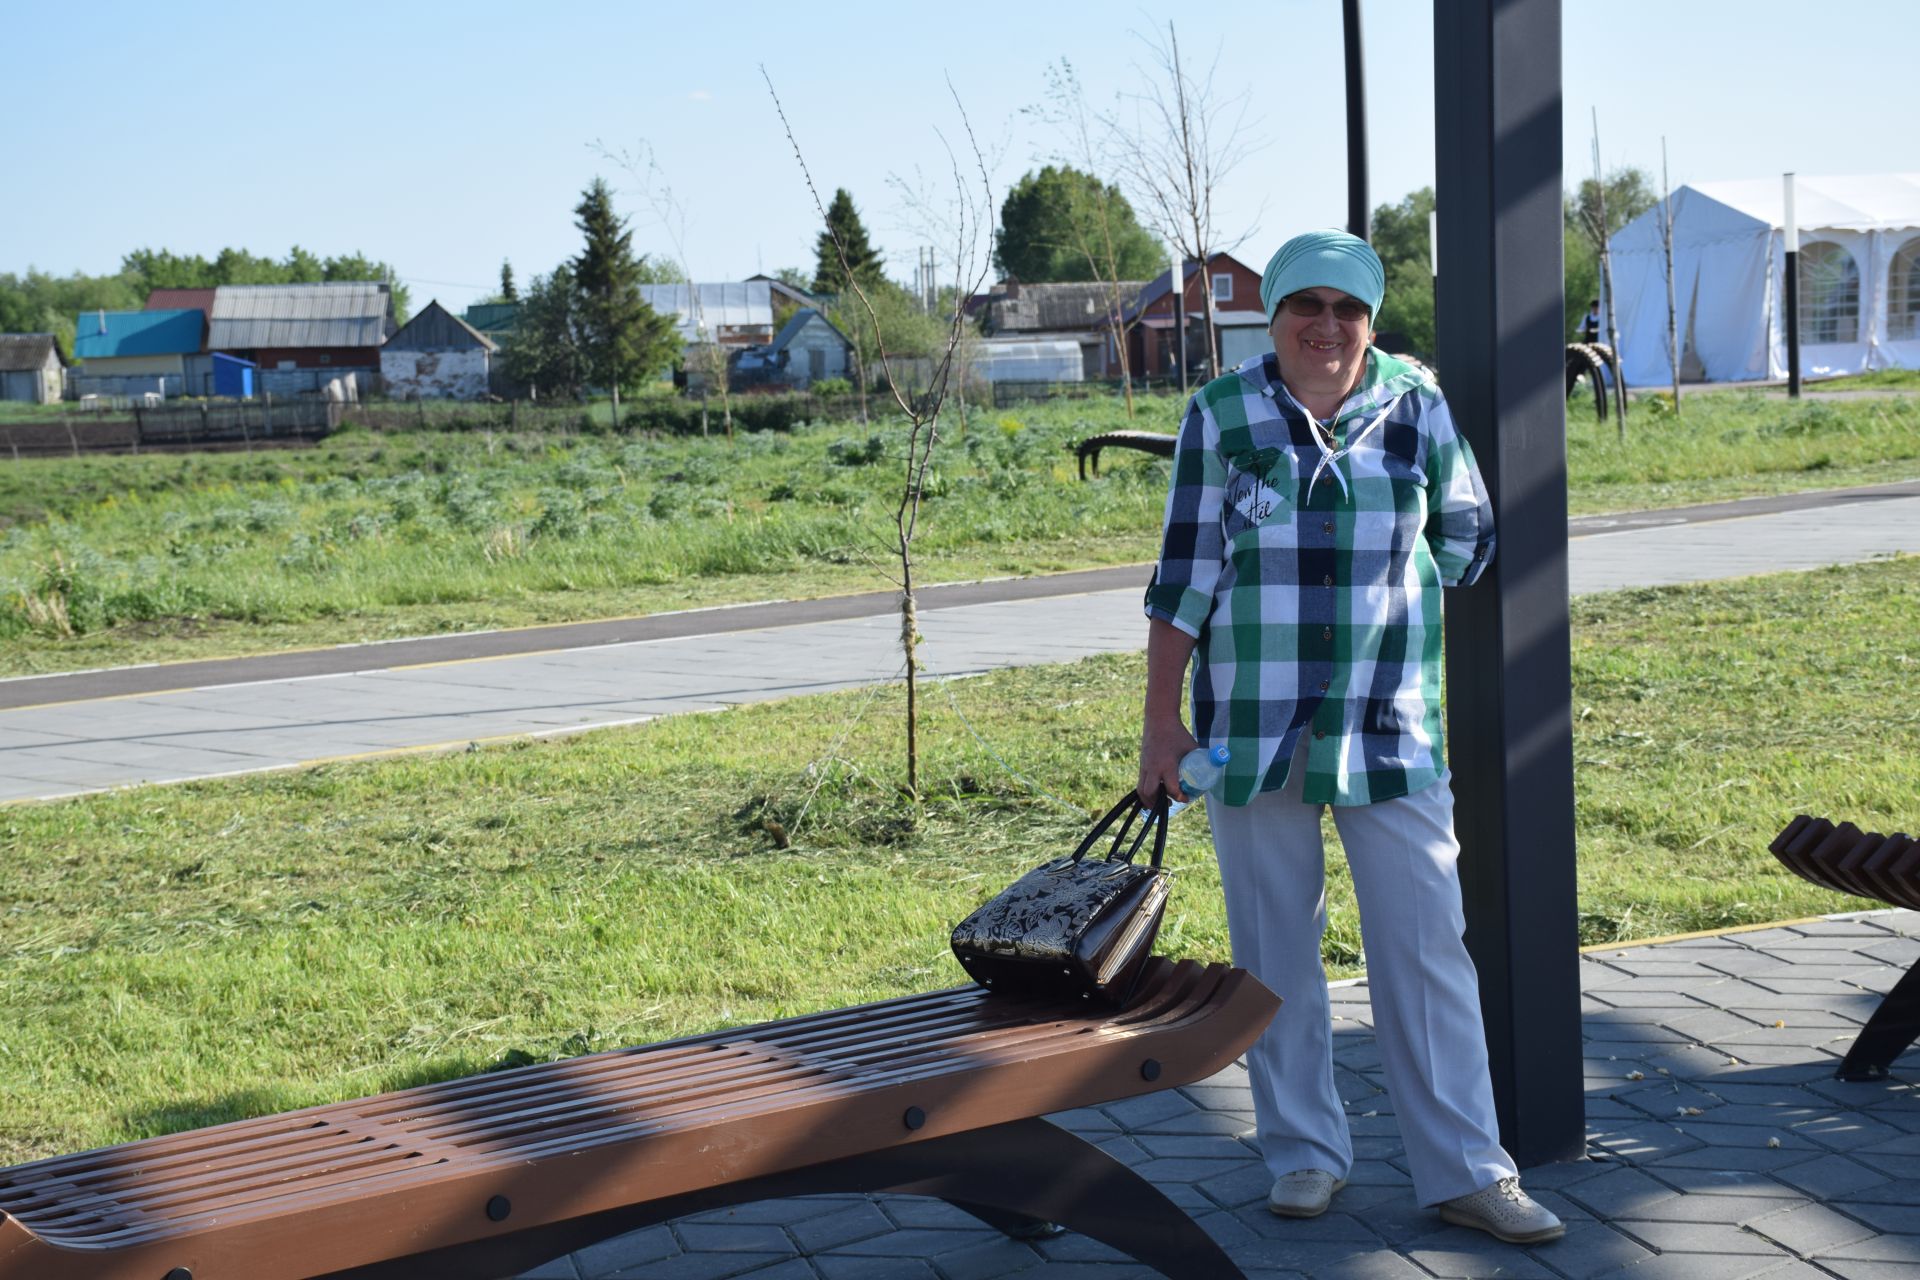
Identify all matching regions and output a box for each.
[1433,0,1586,1169]
[1343,0,1370,241]
[1784,173,1801,398]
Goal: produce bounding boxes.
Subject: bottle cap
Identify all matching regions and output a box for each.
[1209,744,1231,765]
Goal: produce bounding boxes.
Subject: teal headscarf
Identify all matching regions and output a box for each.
[1258,230,1386,325]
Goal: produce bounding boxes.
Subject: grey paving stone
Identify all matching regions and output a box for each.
[786,1203,893,1254]
[1830,1200,1920,1235]
[1195,1159,1272,1208]
[1559,1166,1682,1217]
[1130,1133,1258,1160]
[676,1224,797,1255]
[521,1258,583,1280]
[1586,1119,1706,1163]
[604,1252,791,1280]
[1611,1219,1787,1255]
[1812,1232,1920,1261]
[572,1226,681,1275]
[810,1255,940,1280]
[1099,1091,1195,1128]
[1538,1220,1656,1280]
[880,1197,994,1230]
[826,1226,998,1258]
[729,1263,819,1280]
[1629,1193,1830,1226]
[1399,1226,1561,1277]
[1581,1253,1793,1280]
[1227,1205,1382,1244]
[1808,1262,1920,1280]
[925,1234,1044,1280]
[1646,1146,1822,1175]
[1639,1165,1801,1197]
[1748,1200,1881,1255]
[1771,1153,1891,1199]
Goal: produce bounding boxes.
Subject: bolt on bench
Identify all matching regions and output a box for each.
[1770,814,1920,1080]
[0,958,1277,1280]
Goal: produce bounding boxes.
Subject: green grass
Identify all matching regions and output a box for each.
[3,556,1917,1165]
[0,386,1915,676]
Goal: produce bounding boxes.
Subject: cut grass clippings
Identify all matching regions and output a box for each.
[1,386,1916,676]
[4,556,1919,1165]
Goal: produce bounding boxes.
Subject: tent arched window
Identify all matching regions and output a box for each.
[1890,238,1920,342]
[1797,241,1860,345]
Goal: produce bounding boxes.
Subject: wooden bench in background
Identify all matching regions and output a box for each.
[1075,430,1176,480]
[0,959,1277,1280]
[1770,814,1920,1080]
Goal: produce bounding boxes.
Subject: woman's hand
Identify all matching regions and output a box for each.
[1139,617,1203,806]
[1139,717,1201,807]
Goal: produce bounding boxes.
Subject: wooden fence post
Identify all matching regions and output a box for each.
[6,426,17,462]
[66,412,80,458]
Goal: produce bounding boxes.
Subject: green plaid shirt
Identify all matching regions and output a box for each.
[1145,350,1494,807]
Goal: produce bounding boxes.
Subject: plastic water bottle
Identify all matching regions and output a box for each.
[1165,744,1231,817]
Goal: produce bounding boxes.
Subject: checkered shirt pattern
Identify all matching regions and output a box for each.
[1144,350,1494,807]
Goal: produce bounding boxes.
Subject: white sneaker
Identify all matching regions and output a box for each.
[1268,1168,1346,1218]
[1438,1176,1565,1244]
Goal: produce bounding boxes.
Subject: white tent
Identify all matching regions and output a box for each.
[1608,173,1920,384]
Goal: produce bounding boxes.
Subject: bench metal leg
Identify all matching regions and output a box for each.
[317,1117,1244,1280]
[1838,959,1920,1082]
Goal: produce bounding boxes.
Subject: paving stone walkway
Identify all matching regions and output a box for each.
[517,911,1920,1280]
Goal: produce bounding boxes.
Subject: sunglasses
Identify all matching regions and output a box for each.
[1281,293,1371,323]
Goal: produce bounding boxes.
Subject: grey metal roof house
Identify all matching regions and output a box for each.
[638,282,774,347]
[209,283,396,350]
[732,308,853,389]
[209,283,396,399]
[0,334,66,404]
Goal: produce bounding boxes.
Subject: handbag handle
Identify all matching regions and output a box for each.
[1068,788,1170,870]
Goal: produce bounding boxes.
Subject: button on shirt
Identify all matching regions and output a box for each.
[1144,350,1495,807]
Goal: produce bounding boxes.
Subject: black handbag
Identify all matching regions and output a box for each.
[950,789,1172,1007]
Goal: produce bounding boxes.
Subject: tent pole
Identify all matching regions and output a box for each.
[1783,172,1801,398]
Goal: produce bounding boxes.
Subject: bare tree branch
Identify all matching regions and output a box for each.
[764,68,995,799]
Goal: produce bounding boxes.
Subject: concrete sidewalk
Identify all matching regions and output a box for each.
[1,484,1916,805]
[520,910,1920,1280]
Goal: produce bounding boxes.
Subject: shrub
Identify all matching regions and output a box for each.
[810,377,853,398]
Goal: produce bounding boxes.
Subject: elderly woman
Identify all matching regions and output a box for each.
[1137,230,1562,1243]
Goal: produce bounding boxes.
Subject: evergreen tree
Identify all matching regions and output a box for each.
[812,188,884,294]
[502,265,586,400]
[569,178,679,421]
[500,260,518,302]
[994,166,1164,283]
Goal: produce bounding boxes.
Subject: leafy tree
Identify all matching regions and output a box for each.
[1368,187,1436,360]
[0,268,145,359]
[499,260,518,302]
[994,165,1164,283]
[119,245,413,320]
[569,178,679,424]
[822,278,947,391]
[812,188,884,294]
[634,255,686,285]
[1565,167,1657,340]
[502,266,587,400]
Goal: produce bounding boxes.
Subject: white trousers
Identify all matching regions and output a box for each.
[1205,742,1516,1206]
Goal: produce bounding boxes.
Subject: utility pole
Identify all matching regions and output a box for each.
[1784,173,1802,398]
[1661,138,1680,413]
[1343,0,1370,241]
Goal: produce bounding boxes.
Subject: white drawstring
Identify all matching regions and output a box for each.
[1304,393,1403,506]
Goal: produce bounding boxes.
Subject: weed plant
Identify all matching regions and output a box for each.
[2,557,1916,1162]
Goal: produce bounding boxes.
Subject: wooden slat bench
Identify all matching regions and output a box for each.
[1770,814,1920,1080]
[0,958,1277,1280]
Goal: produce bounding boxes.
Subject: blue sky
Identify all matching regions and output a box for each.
[7,1,1913,315]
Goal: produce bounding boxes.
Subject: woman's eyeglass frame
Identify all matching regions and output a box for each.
[1280,293,1372,323]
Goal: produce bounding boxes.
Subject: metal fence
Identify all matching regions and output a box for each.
[0,399,339,459]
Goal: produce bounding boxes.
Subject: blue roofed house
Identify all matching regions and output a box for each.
[70,309,207,399]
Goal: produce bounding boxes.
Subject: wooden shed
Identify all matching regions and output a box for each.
[380,300,497,400]
[0,334,66,404]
